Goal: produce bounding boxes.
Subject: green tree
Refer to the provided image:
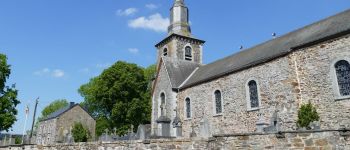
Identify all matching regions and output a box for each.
[142,64,156,122]
[40,99,69,120]
[95,116,110,137]
[79,61,155,135]
[143,64,156,82]
[297,102,320,129]
[72,122,90,142]
[0,54,20,132]
[32,99,69,133]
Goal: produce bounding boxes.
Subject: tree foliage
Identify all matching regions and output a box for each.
[79,61,155,135]
[72,122,91,142]
[297,102,320,128]
[34,99,69,132]
[95,116,110,137]
[40,99,68,120]
[0,54,20,132]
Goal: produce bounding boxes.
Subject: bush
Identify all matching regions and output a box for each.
[72,122,91,142]
[297,102,320,129]
[15,137,21,144]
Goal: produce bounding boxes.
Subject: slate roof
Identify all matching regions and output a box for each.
[180,9,350,89]
[162,57,200,89]
[40,104,78,121]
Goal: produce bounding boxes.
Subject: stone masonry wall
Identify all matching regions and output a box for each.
[56,106,96,141]
[177,34,350,138]
[175,38,202,64]
[293,34,350,130]
[2,131,350,150]
[178,53,299,137]
[151,63,176,136]
[37,119,57,145]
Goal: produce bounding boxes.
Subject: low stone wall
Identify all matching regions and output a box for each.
[1,130,349,150]
[213,130,350,149]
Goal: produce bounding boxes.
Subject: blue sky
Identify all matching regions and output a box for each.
[0,0,349,134]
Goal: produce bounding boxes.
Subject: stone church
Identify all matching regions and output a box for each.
[151,0,350,138]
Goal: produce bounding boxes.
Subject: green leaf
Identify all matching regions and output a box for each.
[0,53,20,132]
[72,122,91,142]
[78,61,155,135]
[297,102,320,128]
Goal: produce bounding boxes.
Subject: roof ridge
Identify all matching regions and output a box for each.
[201,9,350,69]
[179,67,199,88]
[40,104,79,122]
[180,8,350,90]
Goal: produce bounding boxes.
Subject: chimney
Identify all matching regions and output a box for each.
[272,32,277,39]
[70,102,75,107]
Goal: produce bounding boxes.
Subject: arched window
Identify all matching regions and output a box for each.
[248,80,259,109]
[214,90,222,114]
[185,98,191,118]
[160,93,166,116]
[185,46,192,61]
[335,60,350,96]
[163,48,168,56]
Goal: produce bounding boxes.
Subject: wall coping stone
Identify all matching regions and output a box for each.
[213,128,350,137]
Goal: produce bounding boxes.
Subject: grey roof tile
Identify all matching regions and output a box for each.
[162,57,200,88]
[180,9,350,89]
[41,104,78,121]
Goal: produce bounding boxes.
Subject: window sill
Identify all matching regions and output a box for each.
[213,113,223,117]
[335,96,350,101]
[184,118,192,121]
[247,107,260,112]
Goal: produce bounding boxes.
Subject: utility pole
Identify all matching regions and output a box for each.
[29,97,39,142]
[21,105,29,144]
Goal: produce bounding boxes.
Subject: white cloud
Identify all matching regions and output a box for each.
[145,4,158,10]
[79,68,90,74]
[34,68,50,76]
[117,8,138,16]
[128,13,169,32]
[52,69,65,78]
[34,68,65,78]
[128,48,139,54]
[96,63,111,69]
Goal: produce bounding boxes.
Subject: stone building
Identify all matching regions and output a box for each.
[36,102,95,145]
[0,134,23,146]
[151,0,350,138]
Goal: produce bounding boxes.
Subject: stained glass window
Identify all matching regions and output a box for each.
[214,90,222,114]
[185,98,191,118]
[335,60,350,96]
[248,80,259,108]
[163,48,168,56]
[185,46,192,61]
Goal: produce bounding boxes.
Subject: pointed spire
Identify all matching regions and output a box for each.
[169,0,191,36]
[174,0,185,5]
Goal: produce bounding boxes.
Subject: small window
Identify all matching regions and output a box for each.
[335,60,350,96]
[185,46,192,61]
[163,48,168,56]
[248,80,259,109]
[214,90,222,114]
[185,98,191,118]
[160,93,166,116]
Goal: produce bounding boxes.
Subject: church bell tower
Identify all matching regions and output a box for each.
[155,0,205,67]
[169,0,191,36]
[151,0,205,138]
